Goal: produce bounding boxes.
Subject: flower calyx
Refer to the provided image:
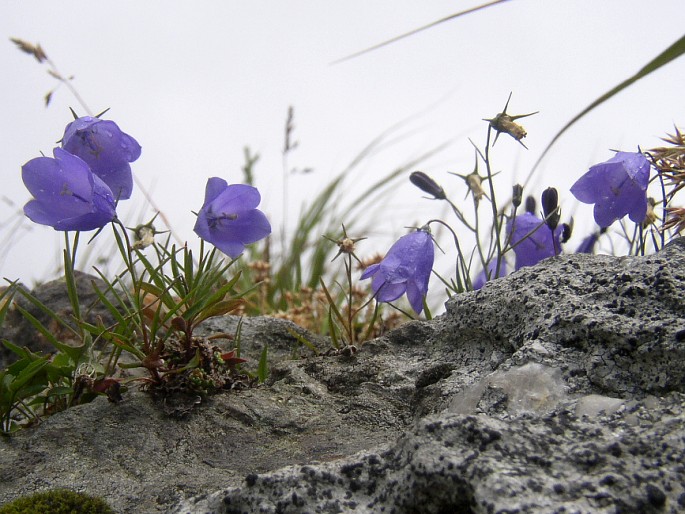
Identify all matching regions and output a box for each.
[325,224,366,264]
[483,92,538,148]
[449,152,493,205]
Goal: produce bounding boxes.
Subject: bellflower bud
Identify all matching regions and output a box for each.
[541,187,560,230]
[512,184,523,208]
[409,171,446,200]
[525,196,536,215]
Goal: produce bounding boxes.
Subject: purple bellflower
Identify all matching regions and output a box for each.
[472,258,508,290]
[507,212,563,270]
[575,227,607,254]
[360,228,434,314]
[22,147,116,231]
[570,151,650,228]
[576,233,599,254]
[62,116,141,200]
[193,177,271,258]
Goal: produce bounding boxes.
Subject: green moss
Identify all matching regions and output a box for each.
[0,489,114,514]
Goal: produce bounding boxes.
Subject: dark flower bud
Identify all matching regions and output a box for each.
[512,184,523,208]
[410,171,446,200]
[561,223,572,243]
[525,195,536,214]
[541,187,560,230]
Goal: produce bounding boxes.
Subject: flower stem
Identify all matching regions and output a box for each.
[483,127,505,281]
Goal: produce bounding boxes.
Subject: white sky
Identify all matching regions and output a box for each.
[2,1,684,303]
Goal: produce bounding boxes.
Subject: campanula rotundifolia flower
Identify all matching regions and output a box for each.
[360,228,434,314]
[472,258,508,290]
[22,147,117,231]
[193,177,271,258]
[62,116,141,200]
[570,151,650,228]
[507,212,563,270]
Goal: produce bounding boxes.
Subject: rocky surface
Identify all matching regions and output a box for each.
[179,394,685,514]
[1,239,685,513]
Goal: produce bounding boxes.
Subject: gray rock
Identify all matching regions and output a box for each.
[1,239,684,513]
[176,394,685,514]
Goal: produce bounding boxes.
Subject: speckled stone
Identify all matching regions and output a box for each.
[2,240,685,514]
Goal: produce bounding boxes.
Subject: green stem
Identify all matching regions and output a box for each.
[426,219,470,291]
[483,127,505,281]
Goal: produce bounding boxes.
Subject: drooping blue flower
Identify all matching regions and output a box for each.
[472,258,508,290]
[575,233,599,254]
[22,147,117,231]
[193,177,271,258]
[507,212,563,270]
[360,228,434,314]
[62,116,141,200]
[570,151,650,228]
[574,227,607,254]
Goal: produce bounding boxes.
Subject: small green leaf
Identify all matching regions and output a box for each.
[257,345,268,384]
[13,287,79,339]
[45,386,74,397]
[2,339,32,360]
[62,245,81,320]
[319,279,345,328]
[194,298,244,324]
[8,358,49,396]
[162,348,201,373]
[234,317,243,358]
[327,308,340,350]
[286,327,319,356]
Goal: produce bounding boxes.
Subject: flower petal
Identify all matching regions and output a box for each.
[571,152,650,228]
[211,184,262,213]
[359,228,434,313]
[62,117,140,200]
[405,280,425,314]
[507,212,562,270]
[22,148,115,231]
[374,280,405,303]
[194,178,271,257]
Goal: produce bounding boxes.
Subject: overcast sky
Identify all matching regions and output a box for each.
[2,1,684,297]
